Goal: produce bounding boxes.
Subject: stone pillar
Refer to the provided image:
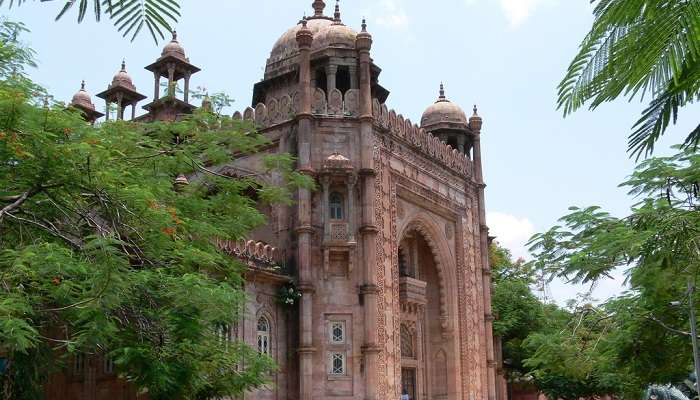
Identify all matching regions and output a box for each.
[457,135,466,155]
[347,174,357,242]
[356,21,380,400]
[471,115,497,400]
[326,64,338,94]
[116,93,124,120]
[131,103,136,121]
[321,177,330,242]
[105,100,110,121]
[184,72,191,104]
[167,63,175,96]
[348,65,358,90]
[296,20,315,400]
[153,71,161,100]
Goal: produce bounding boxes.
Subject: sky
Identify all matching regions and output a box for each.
[3,0,699,304]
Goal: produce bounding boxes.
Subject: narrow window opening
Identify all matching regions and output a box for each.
[336,66,351,95]
[329,192,344,220]
[315,68,328,93]
[257,316,271,356]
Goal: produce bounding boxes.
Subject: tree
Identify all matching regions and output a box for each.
[558,0,700,158]
[0,0,181,42]
[0,20,311,399]
[527,144,700,398]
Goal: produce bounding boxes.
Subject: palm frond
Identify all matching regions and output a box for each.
[1,0,180,43]
[558,0,700,158]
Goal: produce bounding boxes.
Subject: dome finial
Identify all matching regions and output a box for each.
[473,104,479,116]
[312,0,325,17]
[81,80,86,90]
[439,82,446,100]
[172,29,177,40]
[334,0,341,23]
[121,59,126,72]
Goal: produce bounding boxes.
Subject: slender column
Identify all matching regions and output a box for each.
[347,174,356,242]
[153,71,160,100]
[131,104,136,121]
[356,21,380,400]
[105,100,110,121]
[296,21,315,400]
[321,177,330,242]
[184,72,191,104]
[348,65,358,90]
[472,117,497,400]
[167,63,175,97]
[326,64,338,94]
[116,93,124,120]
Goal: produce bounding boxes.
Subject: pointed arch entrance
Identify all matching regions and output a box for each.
[397,217,459,400]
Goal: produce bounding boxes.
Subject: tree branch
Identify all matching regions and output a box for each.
[646,315,699,338]
[0,186,40,222]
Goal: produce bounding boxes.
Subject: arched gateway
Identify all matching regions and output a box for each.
[397,218,461,400]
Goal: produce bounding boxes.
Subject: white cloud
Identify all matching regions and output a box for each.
[486,212,536,260]
[465,0,557,28]
[373,0,410,30]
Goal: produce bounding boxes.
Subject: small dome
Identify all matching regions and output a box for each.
[420,84,468,129]
[70,81,95,111]
[111,61,136,91]
[268,18,357,66]
[161,30,187,60]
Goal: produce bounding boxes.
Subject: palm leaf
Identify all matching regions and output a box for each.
[0,0,180,43]
[558,0,700,158]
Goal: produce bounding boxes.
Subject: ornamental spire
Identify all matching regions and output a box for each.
[81,80,86,90]
[361,17,367,32]
[121,59,126,72]
[333,0,341,23]
[439,82,446,101]
[312,0,325,17]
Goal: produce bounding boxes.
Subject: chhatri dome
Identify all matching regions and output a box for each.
[267,0,357,67]
[110,60,137,91]
[160,30,188,61]
[420,83,469,130]
[70,80,95,111]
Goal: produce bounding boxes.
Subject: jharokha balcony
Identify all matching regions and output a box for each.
[399,276,427,312]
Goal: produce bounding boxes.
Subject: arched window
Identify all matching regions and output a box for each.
[329,192,344,220]
[257,316,271,356]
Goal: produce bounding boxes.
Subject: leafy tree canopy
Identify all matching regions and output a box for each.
[0,19,311,399]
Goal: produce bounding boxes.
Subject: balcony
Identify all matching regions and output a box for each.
[399,277,427,308]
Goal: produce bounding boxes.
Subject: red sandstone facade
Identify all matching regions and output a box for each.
[58,1,503,399]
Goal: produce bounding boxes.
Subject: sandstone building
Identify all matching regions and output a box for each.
[53,1,503,399]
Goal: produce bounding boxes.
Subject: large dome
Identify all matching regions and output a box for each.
[71,81,95,111]
[268,18,357,65]
[421,84,468,129]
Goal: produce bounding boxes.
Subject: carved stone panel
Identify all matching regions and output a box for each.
[345,89,360,116]
[312,88,327,115]
[328,88,343,115]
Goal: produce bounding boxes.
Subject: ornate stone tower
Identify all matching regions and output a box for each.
[96,61,146,121]
[142,30,201,122]
[228,1,498,399]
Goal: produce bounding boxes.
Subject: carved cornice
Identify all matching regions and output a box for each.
[297,346,317,354]
[359,225,379,234]
[295,225,315,235]
[298,281,316,293]
[361,344,382,354]
[360,284,380,295]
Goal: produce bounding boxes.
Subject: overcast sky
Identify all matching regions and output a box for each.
[4,0,699,304]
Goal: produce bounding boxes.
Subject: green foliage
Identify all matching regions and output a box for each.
[558,0,700,158]
[0,21,311,399]
[0,0,181,42]
[526,144,700,398]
